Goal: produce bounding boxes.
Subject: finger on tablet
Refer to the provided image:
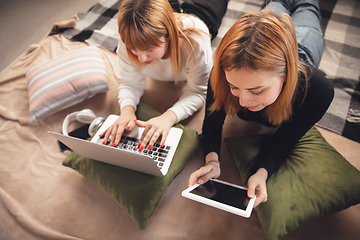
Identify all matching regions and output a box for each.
[188,168,207,187]
[247,187,255,199]
[188,165,215,187]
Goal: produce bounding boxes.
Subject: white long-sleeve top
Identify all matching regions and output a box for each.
[116,15,213,123]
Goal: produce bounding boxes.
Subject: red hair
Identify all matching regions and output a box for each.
[211,9,307,125]
[118,0,206,82]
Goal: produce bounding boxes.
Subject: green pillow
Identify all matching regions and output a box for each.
[63,103,201,229]
[224,126,360,240]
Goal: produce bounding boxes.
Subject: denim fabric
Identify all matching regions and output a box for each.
[264,0,324,68]
[181,0,229,39]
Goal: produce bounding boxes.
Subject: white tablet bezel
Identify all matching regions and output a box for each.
[182,179,256,218]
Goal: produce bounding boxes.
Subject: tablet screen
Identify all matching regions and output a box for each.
[190,180,249,210]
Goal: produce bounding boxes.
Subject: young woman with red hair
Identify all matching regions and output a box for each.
[189,0,334,208]
[100,0,228,150]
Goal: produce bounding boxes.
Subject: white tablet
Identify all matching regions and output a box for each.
[182,179,256,218]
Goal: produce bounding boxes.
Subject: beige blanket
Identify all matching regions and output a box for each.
[0,33,359,240]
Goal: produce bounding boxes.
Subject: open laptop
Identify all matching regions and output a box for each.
[49,114,183,177]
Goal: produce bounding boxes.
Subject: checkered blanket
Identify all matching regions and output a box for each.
[62,0,360,143]
[316,0,360,143]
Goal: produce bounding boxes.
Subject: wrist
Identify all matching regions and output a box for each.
[206,159,220,166]
[163,110,178,125]
[205,152,219,165]
[121,105,136,116]
[256,168,268,180]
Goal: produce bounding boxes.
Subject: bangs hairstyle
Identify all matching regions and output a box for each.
[118,0,181,79]
[211,9,306,125]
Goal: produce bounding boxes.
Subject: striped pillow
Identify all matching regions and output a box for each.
[26,46,108,124]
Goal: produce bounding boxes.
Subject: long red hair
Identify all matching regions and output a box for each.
[211,9,307,125]
[118,0,206,82]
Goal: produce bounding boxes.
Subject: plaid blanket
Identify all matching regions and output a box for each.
[316,0,360,143]
[62,0,123,52]
[62,0,360,143]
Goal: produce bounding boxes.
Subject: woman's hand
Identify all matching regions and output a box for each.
[134,110,178,151]
[99,105,137,146]
[247,168,268,208]
[188,152,221,187]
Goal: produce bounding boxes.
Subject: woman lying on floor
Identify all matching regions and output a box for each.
[100,0,229,150]
[189,0,334,208]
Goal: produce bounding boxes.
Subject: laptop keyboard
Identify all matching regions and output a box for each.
[97,136,171,169]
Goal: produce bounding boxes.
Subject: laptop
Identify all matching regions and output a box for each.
[49,114,183,177]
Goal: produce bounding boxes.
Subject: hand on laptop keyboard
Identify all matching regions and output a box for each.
[98,135,171,169]
[98,106,137,147]
[134,110,178,152]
